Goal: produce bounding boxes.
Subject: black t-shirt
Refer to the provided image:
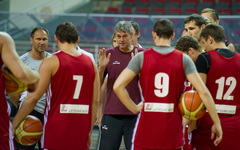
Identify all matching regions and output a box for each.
[195,49,235,74]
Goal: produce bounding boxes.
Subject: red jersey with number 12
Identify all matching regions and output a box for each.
[42,51,95,149]
[133,49,186,149]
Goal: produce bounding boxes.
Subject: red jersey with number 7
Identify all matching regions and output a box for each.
[43,51,95,149]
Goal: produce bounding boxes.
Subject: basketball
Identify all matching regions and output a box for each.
[178,90,206,120]
[2,67,28,94]
[15,115,43,146]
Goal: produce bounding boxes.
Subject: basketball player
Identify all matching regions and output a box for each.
[175,35,204,63]
[12,22,99,150]
[0,32,39,150]
[201,8,235,51]
[98,21,144,150]
[10,27,51,150]
[175,35,204,150]
[184,14,206,41]
[113,19,222,149]
[130,21,143,48]
[191,23,240,149]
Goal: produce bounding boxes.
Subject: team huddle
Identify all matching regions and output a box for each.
[0,8,239,150]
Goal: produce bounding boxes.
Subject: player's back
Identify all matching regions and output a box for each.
[134,48,186,149]
[43,51,95,149]
[192,50,240,149]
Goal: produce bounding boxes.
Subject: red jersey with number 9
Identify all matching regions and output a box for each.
[43,51,95,149]
[133,49,186,149]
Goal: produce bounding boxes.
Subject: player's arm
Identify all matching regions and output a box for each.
[0,32,39,84]
[227,43,235,52]
[89,62,100,148]
[8,94,21,108]
[97,77,107,130]
[113,68,143,114]
[187,72,222,146]
[12,56,55,133]
[91,62,100,130]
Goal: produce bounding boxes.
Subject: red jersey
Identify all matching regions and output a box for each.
[192,50,240,149]
[42,51,95,149]
[133,49,186,149]
[0,54,14,150]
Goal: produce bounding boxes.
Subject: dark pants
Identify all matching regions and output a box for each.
[98,115,137,150]
[15,109,43,150]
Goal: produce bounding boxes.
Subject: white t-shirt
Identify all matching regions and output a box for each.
[77,46,95,62]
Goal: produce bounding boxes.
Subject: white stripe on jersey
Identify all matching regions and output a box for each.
[41,84,52,148]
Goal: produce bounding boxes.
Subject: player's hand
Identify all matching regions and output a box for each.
[136,102,143,113]
[182,117,190,127]
[96,113,103,132]
[211,123,223,146]
[187,120,197,133]
[131,48,138,58]
[98,48,111,68]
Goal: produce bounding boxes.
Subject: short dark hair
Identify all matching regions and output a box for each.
[130,21,140,35]
[153,18,173,39]
[201,8,219,22]
[175,35,202,53]
[200,23,225,43]
[184,14,206,28]
[31,27,49,38]
[55,22,78,43]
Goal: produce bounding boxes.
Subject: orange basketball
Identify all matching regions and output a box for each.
[178,90,206,120]
[2,67,28,94]
[15,115,43,146]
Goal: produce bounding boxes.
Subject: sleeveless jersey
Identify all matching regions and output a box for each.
[42,51,95,149]
[133,49,186,149]
[192,50,240,149]
[0,54,14,149]
[104,46,144,115]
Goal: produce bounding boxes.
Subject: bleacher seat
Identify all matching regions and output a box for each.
[122,0,137,7]
[121,7,134,14]
[136,0,151,7]
[202,0,215,5]
[218,0,232,5]
[151,8,165,15]
[168,0,183,6]
[183,8,198,15]
[182,3,197,15]
[218,8,233,15]
[185,0,199,5]
[150,0,167,7]
[135,7,149,14]
[167,8,182,15]
[198,3,213,13]
[107,7,119,14]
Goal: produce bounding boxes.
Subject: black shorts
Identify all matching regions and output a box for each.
[98,114,137,150]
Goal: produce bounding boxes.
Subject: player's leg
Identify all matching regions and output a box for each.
[98,115,123,150]
[123,115,137,150]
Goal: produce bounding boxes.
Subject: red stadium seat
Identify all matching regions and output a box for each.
[202,0,215,5]
[135,7,149,14]
[218,8,233,15]
[167,8,182,15]
[121,7,134,14]
[107,7,119,14]
[185,0,199,5]
[151,8,165,15]
[184,8,198,14]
